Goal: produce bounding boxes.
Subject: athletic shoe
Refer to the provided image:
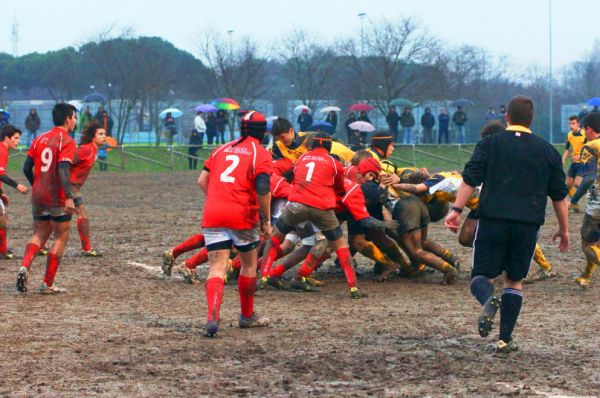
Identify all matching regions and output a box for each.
[239,313,270,329]
[203,320,219,337]
[305,276,325,287]
[16,266,29,293]
[224,260,238,284]
[571,204,581,213]
[266,276,289,290]
[81,249,102,257]
[38,247,49,256]
[495,339,519,354]
[0,250,15,260]
[524,269,557,284]
[350,286,367,299]
[575,276,591,289]
[289,277,319,292]
[39,282,66,294]
[161,250,174,276]
[442,267,459,285]
[174,263,198,284]
[478,296,501,337]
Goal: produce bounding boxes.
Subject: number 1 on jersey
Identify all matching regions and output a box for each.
[305,161,316,182]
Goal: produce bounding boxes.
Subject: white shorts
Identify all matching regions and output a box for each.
[0,199,5,216]
[284,222,322,246]
[203,227,260,250]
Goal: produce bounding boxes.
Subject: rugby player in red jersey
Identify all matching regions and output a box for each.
[16,103,77,294]
[70,121,106,257]
[198,110,273,337]
[0,125,30,259]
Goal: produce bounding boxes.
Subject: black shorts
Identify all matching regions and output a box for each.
[392,194,430,234]
[567,163,584,178]
[581,213,600,243]
[472,218,539,281]
[426,197,450,223]
[347,216,367,236]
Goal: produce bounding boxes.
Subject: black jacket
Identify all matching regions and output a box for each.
[400,112,415,128]
[421,113,435,128]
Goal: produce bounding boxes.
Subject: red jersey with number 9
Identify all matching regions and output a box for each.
[27,127,76,207]
[288,147,345,210]
[202,136,273,229]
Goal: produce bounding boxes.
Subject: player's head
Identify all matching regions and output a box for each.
[311,132,332,152]
[357,157,381,182]
[53,103,78,132]
[506,96,534,127]
[0,125,22,149]
[80,120,107,147]
[370,132,394,158]
[401,170,429,184]
[271,117,295,146]
[480,121,504,138]
[239,110,267,142]
[351,149,373,166]
[583,113,600,141]
[568,115,580,131]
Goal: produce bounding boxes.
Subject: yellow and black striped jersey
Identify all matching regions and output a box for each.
[270,132,354,163]
[422,171,479,210]
[565,129,586,163]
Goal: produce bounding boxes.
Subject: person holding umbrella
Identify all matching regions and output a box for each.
[216,110,227,145]
[325,111,338,135]
[206,112,217,145]
[297,109,313,132]
[386,106,400,143]
[357,111,371,124]
[400,107,416,144]
[164,112,177,146]
[345,112,357,144]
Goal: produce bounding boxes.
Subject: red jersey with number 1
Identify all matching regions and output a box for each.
[288,147,345,210]
[70,142,98,187]
[27,127,76,207]
[0,143,9,190]
[202,137,273,229]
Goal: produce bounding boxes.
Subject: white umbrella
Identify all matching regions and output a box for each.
[266,116,279,121]
[349,121,375,133]
[159,108,183,119]
[294,104,311,113]
[319,106,341,113]
[68,100,83,111]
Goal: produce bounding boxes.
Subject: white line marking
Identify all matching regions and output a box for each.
[128,260,163,276]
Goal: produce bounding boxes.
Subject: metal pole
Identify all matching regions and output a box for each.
[548,0,554,143]
[358,13,366,57]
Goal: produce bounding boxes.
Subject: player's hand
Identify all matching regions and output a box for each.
[380,173,399,187]
[16,184,29,194]
[444,210,461,233]
[65,198,75,215]
[0,193,8,206]
[553,229,570,252]
[260,220,272,237]
[384,219,399,235]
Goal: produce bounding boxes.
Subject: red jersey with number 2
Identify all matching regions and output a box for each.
[202,137,273,229]
[70,142,98,187]
[288,147,345,210]
[27,127,76,207]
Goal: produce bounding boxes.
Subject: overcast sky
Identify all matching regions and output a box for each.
[1,0,598,72]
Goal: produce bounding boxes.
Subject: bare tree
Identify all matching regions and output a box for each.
[561,40,600,101]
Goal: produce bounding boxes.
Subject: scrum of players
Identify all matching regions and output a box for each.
[161,110,600,337]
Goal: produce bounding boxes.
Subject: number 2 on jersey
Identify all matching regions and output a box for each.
[40,147,53,172]
[220,155,240,183]
[305,162,316,182]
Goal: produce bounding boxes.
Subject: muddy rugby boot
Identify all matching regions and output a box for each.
[266,276,288,290]
[305,276,325,287]
[0,250,15,260]
[81,249,102,257]
[289,277,319,292]
[574,276,591,289]
[524,269,557,284]
[495,339,519,354]
[350,287,367,299]
[39,282,66,294]
[478,296,501,337]
[442,266,459,285]
[203,320,219,337]
[174,263,198,284]
[16,266,29,293]
[239,313,270,329]
[38,247,49,256]
[161,250,175,276]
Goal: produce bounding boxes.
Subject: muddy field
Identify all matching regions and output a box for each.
[0,171,598,397]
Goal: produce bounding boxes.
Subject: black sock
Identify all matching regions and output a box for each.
[470,275,494,306]
[499,288,523,342]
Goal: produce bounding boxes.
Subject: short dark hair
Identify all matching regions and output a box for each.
[79,121,103,145]
[506,96,534,127]
[583,113,600,133]
[311,132,332,152]
[480,121,505,138]
[351,149,373,166]
[271,117,293,137]
[0,124,22,140]
[568,115,580,123]
[52,103,77,126]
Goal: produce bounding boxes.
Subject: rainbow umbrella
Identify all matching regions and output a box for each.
[212,97,240,111]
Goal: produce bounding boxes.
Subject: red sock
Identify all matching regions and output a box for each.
[231,256,241,270]
[205,277,224,321]
[184,248,208,270]
[173,233,205,259]
[336,247,357,288]
[238,275,256,318]
[22,243,40,269]
[269,264,286,278]
[43,253,60,287]
[77,218,91,251]
[297,252,330,278]
[0,228,7,253]
[261,235,283,277]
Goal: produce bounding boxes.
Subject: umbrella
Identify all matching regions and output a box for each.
[212,97,240,111]
[68,100,83,111]
[389,98,414,107]
[307,121,333,134]
[294,104,311,113]
[83,92,106,103]
[587,97,600,107]
[348,103,374,112]
[450,99,475,107]
[319,106,341,113]
[195,104,218,113]
[0,109,10,118]
[349,121,375,133]
[159,108,183,119]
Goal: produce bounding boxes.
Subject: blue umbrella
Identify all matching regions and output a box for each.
[0,109,10,118]
[83,92,107,103]
[587,97,600,106]
[195,104,218,113]
[307,121,333,134]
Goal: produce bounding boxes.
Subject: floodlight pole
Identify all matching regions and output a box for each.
[358,13,366,57]
[548,0,554,143]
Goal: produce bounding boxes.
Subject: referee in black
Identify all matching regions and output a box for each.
[445,96,569,353]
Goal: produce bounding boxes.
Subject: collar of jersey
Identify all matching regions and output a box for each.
[506,125,532,134]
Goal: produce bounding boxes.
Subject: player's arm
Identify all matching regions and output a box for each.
[392,182,428,194]
[58,161,75,214]
[256,173,272,235]
[23,155,34,186]
[562,141,571,165]
[198,169,209,195]
[0,174,28,194]
[548,149,570,252]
